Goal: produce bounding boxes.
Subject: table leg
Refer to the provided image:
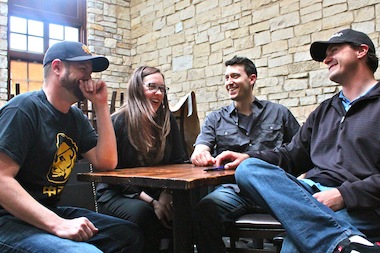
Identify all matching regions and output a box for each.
[172,189,194,253]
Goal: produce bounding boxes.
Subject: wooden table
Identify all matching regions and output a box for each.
[77,163,236,253]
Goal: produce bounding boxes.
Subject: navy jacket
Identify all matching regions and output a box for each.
[248,82,380,216]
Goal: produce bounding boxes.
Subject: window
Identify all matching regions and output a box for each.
[9,17,80,53]
[7,0,86,99]
[10,60,43,95]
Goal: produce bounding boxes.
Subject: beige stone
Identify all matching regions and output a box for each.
[270,11,300,30]
[323,3,347,17]
[1,0,380,125]
[252,4,280,22]
[322,11,353,29]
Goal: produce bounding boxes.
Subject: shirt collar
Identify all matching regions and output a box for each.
[339,84,377,111]
[227,97,264,115]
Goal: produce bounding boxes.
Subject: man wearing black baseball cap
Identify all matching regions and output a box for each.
[310,28,376,62]
[212,28,380,252]
[43,41,109,72]
[0,41,143,252]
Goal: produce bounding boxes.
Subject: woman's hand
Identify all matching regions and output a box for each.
[152,190,173,229]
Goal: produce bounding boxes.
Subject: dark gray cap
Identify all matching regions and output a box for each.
[43,41,109,72]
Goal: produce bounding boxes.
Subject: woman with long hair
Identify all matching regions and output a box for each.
[96,66,188,253]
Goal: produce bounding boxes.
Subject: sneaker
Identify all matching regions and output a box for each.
[334,238,380,253]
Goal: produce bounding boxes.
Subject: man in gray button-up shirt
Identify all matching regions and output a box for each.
[191,56,300,253]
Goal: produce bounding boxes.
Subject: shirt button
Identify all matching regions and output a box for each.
[246,132,249,136]
[249,143,252,146]
[269,126,273,130]
[224,132,228,135]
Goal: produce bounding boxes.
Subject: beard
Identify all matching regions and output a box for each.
[60,71,85,101]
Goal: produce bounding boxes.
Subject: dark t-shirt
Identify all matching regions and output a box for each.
[113,112,187,168]
[96,112,187,202]
[0,90,97,209]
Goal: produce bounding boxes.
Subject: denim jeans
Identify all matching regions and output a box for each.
[0,206,144,253]
[193,183,257,253]
[235,158,380,253]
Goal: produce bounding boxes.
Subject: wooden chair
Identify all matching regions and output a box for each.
[9,83,21,100]
[224,174,308,252]
[78,90,124,129]
[225,213,285,253]
[169,91,200,158]
[78,99,97,129]
[109,90,118,114]
[109,90,124,114]
[58,159,98,212]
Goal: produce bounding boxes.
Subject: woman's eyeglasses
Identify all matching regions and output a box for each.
[143,83,169,93]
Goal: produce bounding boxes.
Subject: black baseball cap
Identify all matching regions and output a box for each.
[43,41,109,72]
[310,29,376,62]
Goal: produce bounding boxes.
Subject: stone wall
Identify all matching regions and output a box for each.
[87,0,131,106]
[128,0,380,124]
[0,0,7,105]
[1,0,380,124]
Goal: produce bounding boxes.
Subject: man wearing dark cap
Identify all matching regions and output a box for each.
[213,29,380,252]
[0,41,143,252]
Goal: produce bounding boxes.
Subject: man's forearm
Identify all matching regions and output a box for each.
[0,177,63,234]
[91,103,117,170]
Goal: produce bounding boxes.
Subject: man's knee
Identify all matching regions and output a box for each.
[194,195,216,215]
[236,158,260,179]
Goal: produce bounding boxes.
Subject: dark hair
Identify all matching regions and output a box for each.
[225,56,257,77]
[349,43,379,73]
[367,51,379,73]
[43,61,71,78]
[43,63,52,78]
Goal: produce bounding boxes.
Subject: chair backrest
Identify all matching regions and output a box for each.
[78,99,97,129]
[110,90,118,114]
[8,83,22,100]
[169,91,200,158]
[78,90,125,130]
[58,160,98,212]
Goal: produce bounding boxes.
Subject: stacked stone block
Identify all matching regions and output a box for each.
[0,0,379,125]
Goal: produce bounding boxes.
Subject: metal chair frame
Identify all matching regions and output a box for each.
[225,213,285,253]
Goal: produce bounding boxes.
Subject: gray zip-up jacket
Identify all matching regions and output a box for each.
[247,82,380,216]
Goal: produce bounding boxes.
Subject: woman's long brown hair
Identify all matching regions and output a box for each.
[113,66,171,165]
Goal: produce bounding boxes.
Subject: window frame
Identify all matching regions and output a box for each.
[7,0,87,100]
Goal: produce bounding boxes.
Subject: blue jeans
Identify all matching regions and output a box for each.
[0,206,144,253]
[235,158,380,253]
[193,184,257,253]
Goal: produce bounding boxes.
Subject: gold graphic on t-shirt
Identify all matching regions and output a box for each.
[46,133,78,184]
[43,185,64,197]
